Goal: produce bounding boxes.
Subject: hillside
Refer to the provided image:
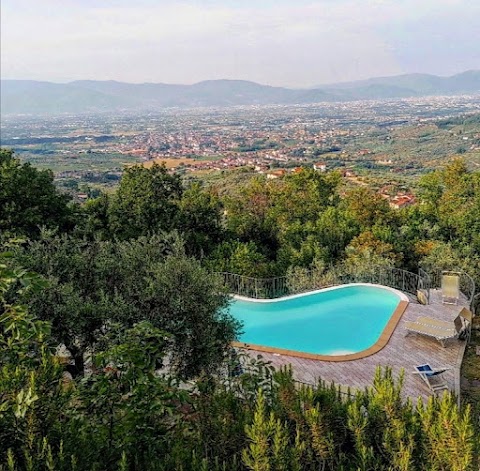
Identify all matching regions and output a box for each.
[1,71,480,115]
[318,70,480,95]
[0,79,336,114]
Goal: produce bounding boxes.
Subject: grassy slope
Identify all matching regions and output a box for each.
[461,316,480,408]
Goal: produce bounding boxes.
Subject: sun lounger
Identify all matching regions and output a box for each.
[413,364,449,396]
[404,322,457,346]
[442,271,460,305]
[415,308,472,336]
[404,309,472,346]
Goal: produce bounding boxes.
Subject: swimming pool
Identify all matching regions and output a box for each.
[230,284,409,360]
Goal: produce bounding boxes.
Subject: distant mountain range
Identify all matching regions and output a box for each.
[1,71,480,115]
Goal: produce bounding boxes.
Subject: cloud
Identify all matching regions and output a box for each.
[1,0,479,86]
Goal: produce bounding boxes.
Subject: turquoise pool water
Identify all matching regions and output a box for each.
[230,285,402,356]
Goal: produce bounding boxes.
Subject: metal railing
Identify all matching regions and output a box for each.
[219,272,289,299]
[218,267,430,303]
[338,269,430,303]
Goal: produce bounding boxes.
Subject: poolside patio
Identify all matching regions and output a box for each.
[240,289,470,401]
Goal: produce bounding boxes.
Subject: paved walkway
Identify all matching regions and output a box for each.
[241,290,469,401]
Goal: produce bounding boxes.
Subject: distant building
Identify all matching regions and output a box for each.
[266,169,287,179]
[389,194,415,209]
[254,165,269,174]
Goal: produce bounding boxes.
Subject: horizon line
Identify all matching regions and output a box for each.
[1,69,479,89]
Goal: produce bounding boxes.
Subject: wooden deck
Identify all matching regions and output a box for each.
[240,289,469,400]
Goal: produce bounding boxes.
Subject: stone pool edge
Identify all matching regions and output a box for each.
[231,283,410,362]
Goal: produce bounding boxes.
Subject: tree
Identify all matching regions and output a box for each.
[224,177,279,257]
[347,231,398,262]
[209,240,272,278]
[0,149,73,238]
[342,231,397,279]
[14,232,239,378]
[417,158,479,244]
[71,322,186,468]
[314,207,359,262]
[177,183,225,257]
[0,255,68,468]
[80,192,112,240]
[108,163,182,239]
[223,170,342,269]
[140,253,240,378]
[343,187,392,229]
[277,168,341,222]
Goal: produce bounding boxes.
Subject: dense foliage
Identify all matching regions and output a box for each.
[206,161,480,293]
[12,232,237,379]
[0,149,73,238]
[3,148,479,287]
[1,150,479,469]
[0,275,478,470]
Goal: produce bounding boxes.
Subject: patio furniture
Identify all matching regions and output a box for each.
[417,308,472,340]
[413,364,450,396]
[458,307,473,342]
[404,309,471,346]
[441,271,460,305]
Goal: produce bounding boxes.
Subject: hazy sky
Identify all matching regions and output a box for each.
[2,0,479,87]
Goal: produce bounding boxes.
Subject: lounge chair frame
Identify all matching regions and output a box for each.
[404,308,472,347]
[413,364,450,395]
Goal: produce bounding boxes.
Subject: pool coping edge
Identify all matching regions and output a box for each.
[233,283,410,303]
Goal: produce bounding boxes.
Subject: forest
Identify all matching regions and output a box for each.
[1,148,479,470]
